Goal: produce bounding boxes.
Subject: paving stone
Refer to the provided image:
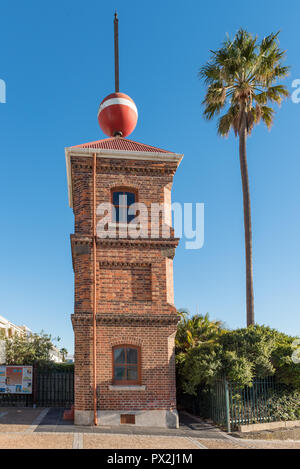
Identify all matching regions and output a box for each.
[83,434,199,449]
[0,433,73,449]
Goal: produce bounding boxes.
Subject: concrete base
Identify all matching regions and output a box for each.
[74,410,94,426]
[74,409,179,428]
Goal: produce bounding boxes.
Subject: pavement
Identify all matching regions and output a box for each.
[35,408,226,439]
[0,407,300,449]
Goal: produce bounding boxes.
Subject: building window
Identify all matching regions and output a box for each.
[111,189,137,223]
[112,345,141,385]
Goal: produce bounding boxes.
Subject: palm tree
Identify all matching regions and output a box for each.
[176,312,224,352]
[199,29,289,326]
[60,347,68,362]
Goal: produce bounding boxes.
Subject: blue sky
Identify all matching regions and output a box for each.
[0,0,299,354]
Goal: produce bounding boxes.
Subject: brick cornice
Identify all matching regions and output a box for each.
[66,150,182,208]
[71,161,177,177]
[99,261,151,268]
[70,234,180,249]
[71,313,179,327]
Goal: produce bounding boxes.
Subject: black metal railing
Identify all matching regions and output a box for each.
[179,376,299,432]
[0,367,74,407]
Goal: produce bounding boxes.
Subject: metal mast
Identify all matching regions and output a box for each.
[114,12,119,92]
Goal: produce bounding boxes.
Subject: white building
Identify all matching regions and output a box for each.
[0,315,33,364]
[0,314,32,339]
[49,346,63,363]
[0,314,63,363]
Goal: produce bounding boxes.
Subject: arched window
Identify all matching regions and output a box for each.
[112,345,141,385]
[111,188,137,223]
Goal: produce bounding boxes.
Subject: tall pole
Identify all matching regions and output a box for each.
[114,11,119,93]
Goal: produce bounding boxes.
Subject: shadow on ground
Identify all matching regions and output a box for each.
[35,408,227,439]
[0,407,44,426]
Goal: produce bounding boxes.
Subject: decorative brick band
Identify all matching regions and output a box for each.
[99,261,151,268]
[71,235,180,249]
[71,313,179,327]
[72,162,177,177]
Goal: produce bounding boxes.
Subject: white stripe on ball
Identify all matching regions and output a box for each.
[98,98,138,116]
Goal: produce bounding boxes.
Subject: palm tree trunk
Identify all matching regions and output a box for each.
[239,118,255,326]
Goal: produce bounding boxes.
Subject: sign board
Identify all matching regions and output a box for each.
[0,365,33,394]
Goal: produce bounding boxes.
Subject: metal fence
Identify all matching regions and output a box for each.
[35,370,74,407]
[180,376,291,432]
[0,367,74,408]
[228,377,281,430]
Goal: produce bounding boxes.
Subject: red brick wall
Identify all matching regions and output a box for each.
[72,242,177,315]
[72,317,177,411]
[99,263,152,302]
[71,156,177,236]
[70,153,180,414]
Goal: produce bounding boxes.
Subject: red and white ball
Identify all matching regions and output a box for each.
[98,92,138,137]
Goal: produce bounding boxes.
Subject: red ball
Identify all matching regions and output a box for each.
[98,92,138,137]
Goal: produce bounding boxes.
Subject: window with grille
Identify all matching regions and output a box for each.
[112,345,141,385]
[111,189,137,223]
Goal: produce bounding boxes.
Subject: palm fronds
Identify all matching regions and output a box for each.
[199,29,289,136]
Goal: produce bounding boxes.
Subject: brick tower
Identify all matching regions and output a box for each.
[65,137,182,427]
[65,12,183,427]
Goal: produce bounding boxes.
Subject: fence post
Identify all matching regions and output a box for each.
[224,379,231,433]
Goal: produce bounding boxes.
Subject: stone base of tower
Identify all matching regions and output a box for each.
[74,409,179,428]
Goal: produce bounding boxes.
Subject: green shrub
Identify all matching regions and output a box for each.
[176,313,300,395]
[267,388,300,421]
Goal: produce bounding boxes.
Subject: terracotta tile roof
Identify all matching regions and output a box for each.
[71,136,175,154]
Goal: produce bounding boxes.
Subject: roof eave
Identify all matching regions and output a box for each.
[65,147,183,208]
